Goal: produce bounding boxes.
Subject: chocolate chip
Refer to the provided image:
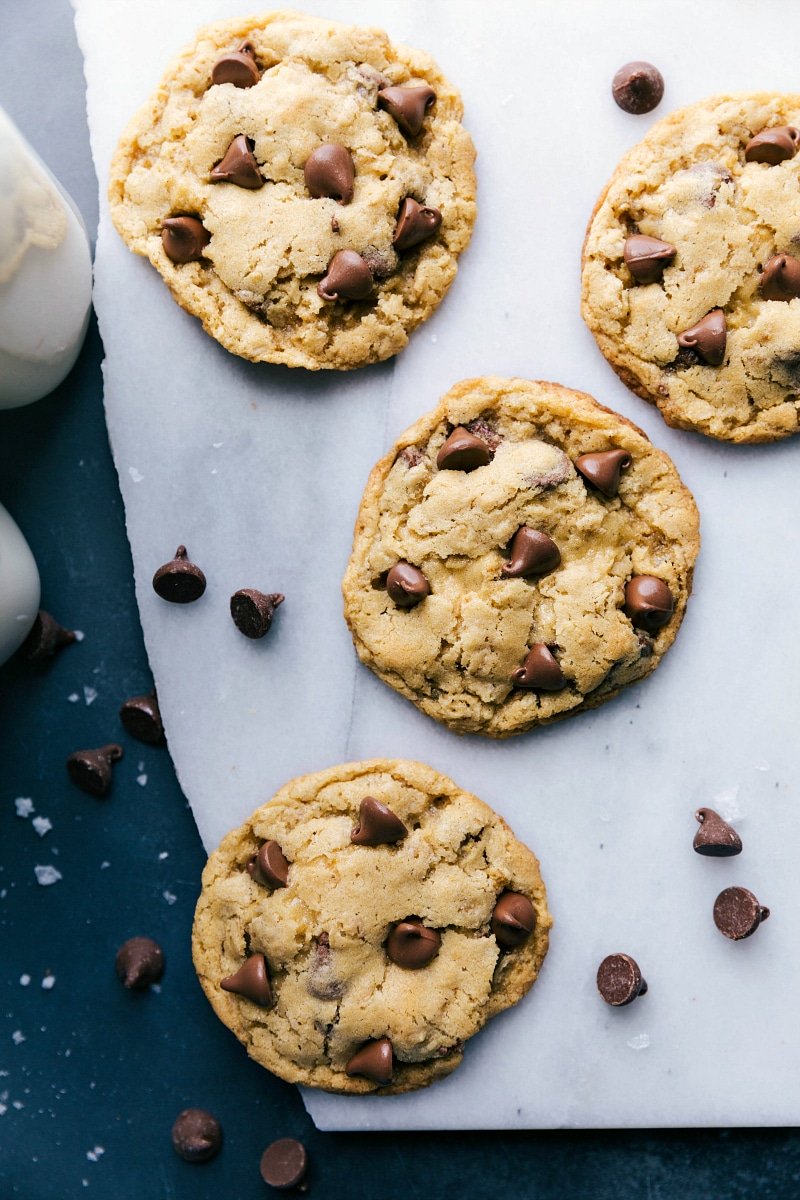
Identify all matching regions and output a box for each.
[351,796,407,846]
[713,886,770,940]
[693,808,743,857]
[611,61,664,114]
[161,217,210,264]
[386,562,430,608]
[331,215,340,234]
[152,546,206,604]
[304,143,355,204]
[745,125,800,165]
[377,85,436,137]
[260,1139,308,1190]
[501,528,561,578]
[211,41,259,89]
[66,744,123,797]
[115,936,164,989]
[307,933,344,1000]
[623,234,676,284]
[230,589,284,638]
[345,1037,394,1084]
[119,692,164,745]
[210,135,264,189]
[317,250,373,301]
[171,1109,223,1164]
[436,426,492,471]
[393,197,442,252]
[220,954,273,1006]
[677,308,727,365]
[596,953,648,1006]
[761,253,800,301]
[624,576,674,631]
[19,610,76,663]
[247,840,290,888]
[574,449,631,497]
[491,892,536,949]
[386,918,441,969]
[511,643,565,690]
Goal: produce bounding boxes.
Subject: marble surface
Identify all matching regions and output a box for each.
[74,0,800,1130]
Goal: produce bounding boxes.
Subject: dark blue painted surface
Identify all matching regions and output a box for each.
[1,2,800,1196]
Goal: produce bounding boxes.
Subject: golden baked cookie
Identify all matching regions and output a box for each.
[342,376,700,737]
[109,10,476,370]
[192,759,550,1094]
[582,93,800,443]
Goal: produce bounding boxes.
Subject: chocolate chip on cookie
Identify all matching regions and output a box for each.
[623,234,676,284]
[210,135,264,189]
[597,953,648,1006]
[511,643,565,691]
[211,41,259,89]
[491,892,536,949]
[713,887,770,940]
[230,589,284,638]
[386,562,430,608]
[761,253,800,301]
[611,61,664,115]
[66,744,123,797]
[378,85,436,137]
[172,1108,223,1163]
[304,143,355,204]
[501,528,561,578]
[745,125,800,164]
[247,840,290,888]
[386,918,441,968]
[260,1139,308,1190]
[393,197,442,252]
[677,309,727,365]
[351,796,407,846]
[152,546,207,604]
[345,1037,394,1084]
[317,250,373,301]
[436,426,492,471]
[220,954,273,1006]
[574,449,631,498]
[693,808,743,857]
[161,216,210,264]
[624,576,674,631]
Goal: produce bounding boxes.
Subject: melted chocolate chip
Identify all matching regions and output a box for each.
[761,253,800,301]
[611,61,664,114]
[247,840,290,888]
[436,426,492,471]
[115,936,164,989]
[119,692,164,745]
[210,135,264,189]
[511,643,565,690]
[624,576,674,631]
[351,797,407,846]
[693,808,743,857]
[623,235,676,284]
[19,610,76,663]
[574,449,631,497]
[211,41,259,89]
[172,1109,223,1163]
[161,217,210,264]
[307,933,344,1000]
[260,1139,308,1190]
[745,125,800,165]
[386,562,430,608]
[713,887,769,940]
[386,918,441,969]
[491,892,536,949]
[596,953,648,1006]
[345,1037,394,1084]
[501,528,561,578]
[317,250,373,301]
[230,589,284,638]
[393,197,442,252]
[66,744,123,797]
[377,85,436,137]
[304,143,355,203]
[220,954,273,1006]
[152,546,206,604]
[677,309,727,365]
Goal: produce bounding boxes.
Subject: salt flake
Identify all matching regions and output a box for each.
[128,467,144,483]
[19,975,31,987]
[83,686,98,706]
[32,817,52,837]
[41,974,56,991]
[162,890,177,906]
[627,1033,650,1051]
[15,798,34,818]
[136,774,147,787]
[11,1031,25,1045]
[34,865,62,886]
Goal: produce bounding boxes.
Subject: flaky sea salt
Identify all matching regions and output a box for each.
[19,975,30,987]
[67,693,80,703]
[34,865,62,886]
[162,890,177,905]
[14,797,34,818]
[32,816,52,837]
[83,686,98,706]
[41,973,56,991]
[128,466,143,483]
[627,1033,651,1051]
[86,1145,105,1162]
[11,1031,25,1045]
[712,785,743,822]
[73,630,84,642]
[136,774,147,787]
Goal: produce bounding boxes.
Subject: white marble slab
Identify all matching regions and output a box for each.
[74,0,800,1129]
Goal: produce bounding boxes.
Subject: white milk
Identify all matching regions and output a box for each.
[0,503,40,663]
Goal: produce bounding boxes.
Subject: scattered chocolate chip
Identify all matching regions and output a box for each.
[624,576,674,631]
[377,85,436,137]
[436,426,492,471]
[393,197,442,252]
[304,143,355,204]
[761,253,800,301]
[115,936,164,989]
[693,808,743,857]
[119,692,164,745]
[677,308,727,365]
[386,918,441,969]
[611,61,664,115]
[210,135,264,189]
[345,1037,394,1085]
[172,1108,223,1164]
[260,1139,308,1190]
[161,217,210,264]
[317,250,373,301]
[230,589,284,639]
[623,234,676,284]
[220,954,273,1006]
[745,125,800,165]
[386,562,430,608]
[351,796,407,846]
[596,953,648,1006]
[247,840,290,888]
[19,610,76,663]
[491,892,536,949]
[66,744,123,797]
[574,449,631,497]
[152,546,207,604]
[511,643,565,690]
[211,41,259,89]
[501,528,561,578]
[713,886,770,940]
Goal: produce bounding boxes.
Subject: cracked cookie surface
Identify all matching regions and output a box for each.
[582,93,800,443]
[109,10,476,370]
[342,377,700,738]
[192,759,550,1094]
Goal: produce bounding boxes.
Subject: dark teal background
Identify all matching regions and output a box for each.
[1,2,798,1195]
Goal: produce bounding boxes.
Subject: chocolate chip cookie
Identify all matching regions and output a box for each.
[342,376,699,737]
[192,759,550,1094]
[582,93,800,443]
[109,11,476,370]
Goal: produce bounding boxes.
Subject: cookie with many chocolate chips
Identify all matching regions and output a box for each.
[342,377,699,737]
[192,759,550,1094]
[582,93,800,443]
[109,11,476,370]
